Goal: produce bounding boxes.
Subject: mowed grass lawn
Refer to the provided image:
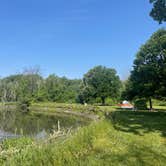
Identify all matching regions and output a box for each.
[0,106,166,166]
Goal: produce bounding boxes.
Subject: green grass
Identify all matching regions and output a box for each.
[153,105,166,111]
[30,102,104,120]
[0,107,166,166]
[31,102,101,114]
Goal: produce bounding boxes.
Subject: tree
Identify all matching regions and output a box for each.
[45,74,81,103]
[124,29,166,110]
[17,74,43,102]
[0,75,22,102]
[150,0,166,23]
[77,82,94,104]
[79,66,121,105]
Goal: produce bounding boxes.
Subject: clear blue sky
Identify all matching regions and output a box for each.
[0,0,165,80]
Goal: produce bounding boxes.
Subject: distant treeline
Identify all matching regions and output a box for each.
[0,73,81,103]
[0,66,122,105]
[1,28,166,108]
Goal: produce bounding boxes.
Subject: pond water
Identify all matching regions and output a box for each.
[0,110,90,140]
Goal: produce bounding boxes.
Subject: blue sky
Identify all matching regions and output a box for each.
[0,0,165,79]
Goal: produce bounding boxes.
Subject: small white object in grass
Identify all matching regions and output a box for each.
[122,100,129,104]
[84,103,88,106]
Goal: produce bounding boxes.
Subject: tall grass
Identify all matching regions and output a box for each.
[1,110,166,166]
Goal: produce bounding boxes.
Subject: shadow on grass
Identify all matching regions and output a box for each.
[106,111,166,137]
[98,143,166,165]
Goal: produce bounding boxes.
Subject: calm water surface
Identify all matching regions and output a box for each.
[0,110,90,140]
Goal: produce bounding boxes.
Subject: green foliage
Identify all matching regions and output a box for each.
[152,99,166,106]
[134,98,148,110]
[45,75,81,103]
[105,98,117,106]
[0,73,81,104]
[1,111,166,165]
[30,102,102,118]
[123,29,166,106]
[78,66,122,105]
[1,137,33,150]
[150,0,166,23]
[0,66,122,105]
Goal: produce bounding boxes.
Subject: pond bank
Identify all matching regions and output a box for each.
[0,109,166,165]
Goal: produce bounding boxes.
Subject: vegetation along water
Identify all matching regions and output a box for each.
[0,0,166,165]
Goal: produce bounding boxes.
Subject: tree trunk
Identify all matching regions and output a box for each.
[149,98,153,111]
[101,97,105,106]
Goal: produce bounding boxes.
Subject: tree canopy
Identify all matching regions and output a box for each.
[0,66,122,105]
[0,71,81,103]
[124,29,166,109]
[150,0,166,23]
[78,66,122,105]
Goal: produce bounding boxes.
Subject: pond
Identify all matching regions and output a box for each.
[0,110,90,140]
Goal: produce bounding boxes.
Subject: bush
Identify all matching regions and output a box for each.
[105,98,117,106]
[134,98,147,110]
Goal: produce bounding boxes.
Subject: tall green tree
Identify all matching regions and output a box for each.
[124,29,166,110]
[150,0,166,23]
[79,66,121,105]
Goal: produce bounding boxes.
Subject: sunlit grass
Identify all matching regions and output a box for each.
[0,108,166,165]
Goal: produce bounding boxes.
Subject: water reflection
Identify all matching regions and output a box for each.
[0,130,18,141]
[0,110,89,139]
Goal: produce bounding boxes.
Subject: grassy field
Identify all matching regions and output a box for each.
[0,104,166,165]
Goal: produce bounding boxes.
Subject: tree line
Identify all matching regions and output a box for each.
[0,0,165,107]
[0,66,122,105]
[0,72,81,104]
[0,28,166,109]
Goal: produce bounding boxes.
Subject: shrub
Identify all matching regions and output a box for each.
[134,98,147,110]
